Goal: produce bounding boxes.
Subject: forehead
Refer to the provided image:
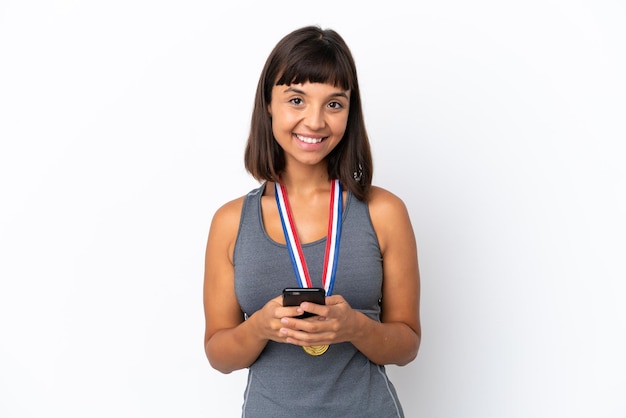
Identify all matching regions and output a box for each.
[274,82,350,97]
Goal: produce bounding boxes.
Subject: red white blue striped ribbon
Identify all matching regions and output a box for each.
[275,179,342,295]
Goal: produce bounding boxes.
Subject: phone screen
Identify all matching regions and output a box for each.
[282,287,325,318]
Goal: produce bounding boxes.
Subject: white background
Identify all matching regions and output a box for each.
[1,1,625,417]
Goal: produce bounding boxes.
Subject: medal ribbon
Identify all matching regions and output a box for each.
[275,179,343,295]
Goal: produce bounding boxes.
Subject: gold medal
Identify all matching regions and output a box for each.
[303,345,329,356]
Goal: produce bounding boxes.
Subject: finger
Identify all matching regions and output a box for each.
[299,302,329,317]
[324,295,345,305]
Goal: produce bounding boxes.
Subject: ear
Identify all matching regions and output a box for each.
[267,103,272,117]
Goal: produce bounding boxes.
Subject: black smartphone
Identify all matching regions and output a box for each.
[282,287,326,319]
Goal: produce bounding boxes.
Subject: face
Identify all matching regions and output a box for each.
[267,82,350,169]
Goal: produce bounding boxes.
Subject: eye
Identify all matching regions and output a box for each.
[328,101,344,110]
[289,97,303,105]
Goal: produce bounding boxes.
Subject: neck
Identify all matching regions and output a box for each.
[278,165,331,194]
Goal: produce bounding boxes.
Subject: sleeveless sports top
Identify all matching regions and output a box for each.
[233,183,405,418]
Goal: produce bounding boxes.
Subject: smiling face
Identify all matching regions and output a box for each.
[267,82,350,170]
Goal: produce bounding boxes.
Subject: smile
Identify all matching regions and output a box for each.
[295,134,325,144]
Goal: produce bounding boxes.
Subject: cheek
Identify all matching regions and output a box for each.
[271,112,297,134]
[271,116,292,142]
[270,116,284,135]
[331,116,349,136]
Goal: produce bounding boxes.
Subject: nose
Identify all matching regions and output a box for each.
[304,106,326,130]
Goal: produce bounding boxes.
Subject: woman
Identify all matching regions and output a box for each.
[203,25,421,417]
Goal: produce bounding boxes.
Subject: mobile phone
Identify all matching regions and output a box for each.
[282,287,326,319]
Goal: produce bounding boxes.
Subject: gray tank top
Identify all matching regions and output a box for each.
[234,183,405,418]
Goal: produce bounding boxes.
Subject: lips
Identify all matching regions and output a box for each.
[295,134,325,144]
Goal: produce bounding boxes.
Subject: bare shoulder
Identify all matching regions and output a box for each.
[211,195,246,230]
[206,195,247,261]
[367,186,415,254]
[367,185,410,217]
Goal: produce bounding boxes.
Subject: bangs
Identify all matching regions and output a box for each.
[275,41,353,90]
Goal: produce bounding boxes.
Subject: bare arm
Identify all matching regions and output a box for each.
[203,198,278,374]
[355,186,421,365]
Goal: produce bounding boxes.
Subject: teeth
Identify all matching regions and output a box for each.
[296,134,323,144]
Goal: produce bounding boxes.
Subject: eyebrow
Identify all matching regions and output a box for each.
[283,86,350,100]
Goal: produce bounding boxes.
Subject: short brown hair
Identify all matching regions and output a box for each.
[244,26,373,201]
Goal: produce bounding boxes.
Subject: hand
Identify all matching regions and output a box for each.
[278,294,361,347]
[251,295,329,344]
